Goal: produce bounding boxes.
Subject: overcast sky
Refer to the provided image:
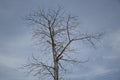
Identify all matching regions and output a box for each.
[0,0,120,80]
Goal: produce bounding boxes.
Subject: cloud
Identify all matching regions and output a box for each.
[109,30,120,53]
[65,63,119,80]
[0,54,24,68]
[87,65,118,77]
[0,64,38,80]
[101,29,120,61]
[0,29,33,68]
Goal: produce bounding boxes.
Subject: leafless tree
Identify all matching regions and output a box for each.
[23,7,103,80]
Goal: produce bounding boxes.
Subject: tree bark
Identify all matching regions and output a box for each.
[54,60,58,80]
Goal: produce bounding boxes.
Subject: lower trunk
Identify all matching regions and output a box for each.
[54,60,58,80]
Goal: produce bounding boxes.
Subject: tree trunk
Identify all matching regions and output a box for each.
[54,60,58,80]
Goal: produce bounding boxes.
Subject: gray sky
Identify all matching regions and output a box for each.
[0,0,120,80]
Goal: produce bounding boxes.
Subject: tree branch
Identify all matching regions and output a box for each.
[66,15,71,41]
[57,40,73,59]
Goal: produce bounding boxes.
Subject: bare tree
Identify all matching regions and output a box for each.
[23,7,103,80]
